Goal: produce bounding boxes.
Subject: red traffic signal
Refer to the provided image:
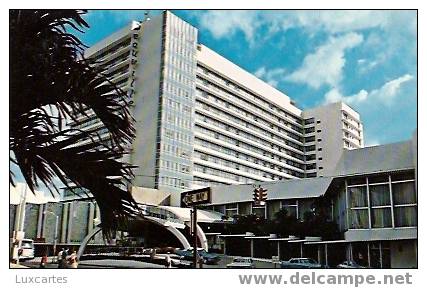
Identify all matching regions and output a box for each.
[253,187,268,206]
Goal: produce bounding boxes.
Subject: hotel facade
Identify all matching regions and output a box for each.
[68,11,363,205]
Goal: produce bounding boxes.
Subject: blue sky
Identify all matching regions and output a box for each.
[80,10,417,146]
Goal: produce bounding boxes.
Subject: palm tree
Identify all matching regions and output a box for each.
[10,10,140,237]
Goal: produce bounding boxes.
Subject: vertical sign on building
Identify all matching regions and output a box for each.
[128,24,140,102]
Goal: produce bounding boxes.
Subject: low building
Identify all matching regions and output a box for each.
[198,135,417,268]
[11,134,416,267]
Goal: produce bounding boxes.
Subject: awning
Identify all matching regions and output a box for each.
[288,236,322,243]
[268,237,300,241]
[219,234,251,238]
[305,240,348,245]
[245,236,273,239]
[160,206,230,223]
[204,232,222,236]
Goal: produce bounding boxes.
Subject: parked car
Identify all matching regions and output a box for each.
[280,258,322,268]
[227,257,255,268]
[337,260,366,268]
[175,248,220,265]
[18,239,35,261]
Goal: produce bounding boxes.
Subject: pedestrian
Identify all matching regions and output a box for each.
[165,252,172,268]
[68,250,78,269]
[57,248,63,268]
[40,254,48,268]
[58,248,68,268]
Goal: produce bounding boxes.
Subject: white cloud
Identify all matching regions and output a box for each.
[254,66,286,88]
[370,74,414,104]
[288,11,389,34]
[324,74,414,105]
[285,33,363,89]
[195,10,397,43]
[357,58,379,74]
[197,10,259,44]
[324,88,368,105]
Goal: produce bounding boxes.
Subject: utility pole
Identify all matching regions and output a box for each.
[191,206,198,268]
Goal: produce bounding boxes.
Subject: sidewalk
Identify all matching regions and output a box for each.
[10,263,29,268]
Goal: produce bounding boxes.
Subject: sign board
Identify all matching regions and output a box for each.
[181,187,211,207]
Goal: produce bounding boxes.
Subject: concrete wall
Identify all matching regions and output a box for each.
[303,102,347,177]
[390,240,417,268]
[131,14,164,189]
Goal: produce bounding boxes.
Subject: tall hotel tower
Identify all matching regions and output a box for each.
[75,11,364,205]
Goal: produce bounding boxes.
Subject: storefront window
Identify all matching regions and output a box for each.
[369,242,390,268]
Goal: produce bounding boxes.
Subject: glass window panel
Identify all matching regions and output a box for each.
[394,206,417,227]
[283,206,297,218]
[226,209,237,218]
[267,201,281,220]
[350,209,369,229]
[392,182,416,205]
[369,184,390,206]
[238,202,251,216]
[252,206,265,218]
[213,205,225,214]
[349,186,368,207]
[371,208,392,228]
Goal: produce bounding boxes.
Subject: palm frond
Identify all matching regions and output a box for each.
[10,9,141,236]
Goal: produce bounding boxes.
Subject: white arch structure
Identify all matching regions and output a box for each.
[76,217,207,260]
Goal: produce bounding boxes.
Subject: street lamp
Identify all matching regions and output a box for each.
[43,211,59,258]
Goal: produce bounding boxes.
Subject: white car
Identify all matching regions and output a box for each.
[337,260,366,268]
[18,239,35,261]
[227,257,255,268]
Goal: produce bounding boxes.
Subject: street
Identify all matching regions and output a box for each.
[19,255,277,269]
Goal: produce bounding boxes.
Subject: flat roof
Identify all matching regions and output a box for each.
[210,177,333,204]
[331,141,415,177]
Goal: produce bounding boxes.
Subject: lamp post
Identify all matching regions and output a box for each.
[43,211,59,259]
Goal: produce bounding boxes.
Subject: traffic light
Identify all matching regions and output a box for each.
[253,186,268,206]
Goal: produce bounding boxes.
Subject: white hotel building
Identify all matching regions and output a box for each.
[71,11,364,205]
